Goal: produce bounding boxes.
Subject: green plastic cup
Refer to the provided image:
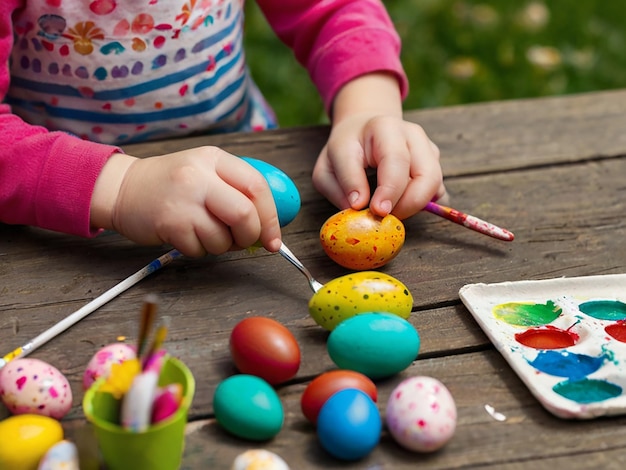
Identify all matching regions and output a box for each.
[83,357,195,470]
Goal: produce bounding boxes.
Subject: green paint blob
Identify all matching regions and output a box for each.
[493,300,562,327]
[579,300,626,321]
[553,378,622,404]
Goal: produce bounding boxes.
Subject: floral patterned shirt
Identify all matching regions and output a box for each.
[6,0,276,145]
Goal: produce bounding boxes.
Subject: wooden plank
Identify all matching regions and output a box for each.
[150,349,626,469]
[1,157,624,421]
[2,91,626,468]
[3,145,624,314]
[121,89,626,179]
[406,89,626,177]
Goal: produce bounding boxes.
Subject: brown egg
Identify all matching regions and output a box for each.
[319,208,405,270]
[230,316,301,385]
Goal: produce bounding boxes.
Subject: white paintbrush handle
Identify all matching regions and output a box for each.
[0,249,182,368]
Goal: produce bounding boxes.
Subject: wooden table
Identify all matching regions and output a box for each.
[2,89,626,469]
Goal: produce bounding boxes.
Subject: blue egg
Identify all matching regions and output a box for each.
[241,157,301,227]
[317,388,381,460]
[213,374,284,440]
[327,312,420,379]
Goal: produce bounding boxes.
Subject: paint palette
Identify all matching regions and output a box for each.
[459,273,626,419]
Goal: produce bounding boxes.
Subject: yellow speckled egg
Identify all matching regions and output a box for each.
[320,208,405,270]
[308,271,413,330]
[0,414,64,470]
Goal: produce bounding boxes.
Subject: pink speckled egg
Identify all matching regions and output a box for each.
[82,343,136,390]
[385,376,457,452]
[0,358,72,419]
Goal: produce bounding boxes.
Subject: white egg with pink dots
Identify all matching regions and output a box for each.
[385,375,457,452]
[82,342,137,390]
[0,358,72,419]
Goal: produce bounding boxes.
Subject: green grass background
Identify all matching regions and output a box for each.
[244,1,626,127]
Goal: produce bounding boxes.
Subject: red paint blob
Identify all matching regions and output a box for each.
[605,321,626,343]
[515,325,578,349]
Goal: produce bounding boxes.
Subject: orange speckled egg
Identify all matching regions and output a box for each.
[320,208,405,270]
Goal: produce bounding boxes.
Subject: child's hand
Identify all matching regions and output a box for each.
[91,147,282,257]
[312,74,446,220]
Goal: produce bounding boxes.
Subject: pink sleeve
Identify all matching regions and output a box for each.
[255,0,409,113]
[0,1,119,237]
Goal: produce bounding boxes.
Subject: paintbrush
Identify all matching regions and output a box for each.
[136,294,159,359]
[425,201,514,241]
[141,324,168,371]
[0,249,183,369]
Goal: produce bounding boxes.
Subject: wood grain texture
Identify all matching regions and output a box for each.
[2,90,626,468]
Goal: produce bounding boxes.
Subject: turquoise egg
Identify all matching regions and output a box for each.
[213,374,284,440]
[241,157,301,227]
[327,313,420,379]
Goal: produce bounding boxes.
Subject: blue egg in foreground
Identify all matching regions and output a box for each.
[213,374,284,441]
[241,157,301,227]
[327,312,420,379]
[317,388,381,460]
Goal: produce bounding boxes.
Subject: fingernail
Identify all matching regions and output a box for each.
[348,191,359,205]
[379,200,392,214]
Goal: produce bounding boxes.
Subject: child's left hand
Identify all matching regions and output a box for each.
[312,73,446,220]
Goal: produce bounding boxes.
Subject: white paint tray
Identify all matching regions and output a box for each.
[459,273,626,419]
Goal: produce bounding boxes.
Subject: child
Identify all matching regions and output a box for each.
[0,1,445,257]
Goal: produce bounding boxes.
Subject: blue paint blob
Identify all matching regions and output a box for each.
[553,378,622,404]
[527,350,605,379]
[100,41,125,55]
[93,67,108,80]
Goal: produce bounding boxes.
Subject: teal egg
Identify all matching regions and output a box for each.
[327,313,420,379]
[241,157,301,227]
[213,374,284,440]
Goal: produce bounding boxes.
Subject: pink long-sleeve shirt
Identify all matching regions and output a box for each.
[0,0,407,238]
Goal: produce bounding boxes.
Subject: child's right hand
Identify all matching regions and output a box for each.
[90,147,282,257]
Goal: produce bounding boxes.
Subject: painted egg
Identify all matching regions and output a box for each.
[82,342,137,390]
[301,370,377,424]
[319,208,405,270]
[386,376,457,452]
[213,374,284,441]
[231,449,290,470]
[308,271,413,330]
[0,358,72,419]
[230,317,301,385]
[327,313,420,379]
[317,388,381,461]
[37,440,79,470]
[241,157,301,227]
[0,414,64,470]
